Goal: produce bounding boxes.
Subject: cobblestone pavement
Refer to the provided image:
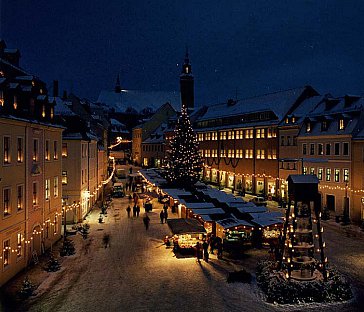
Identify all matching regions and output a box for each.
[1,189,363,312]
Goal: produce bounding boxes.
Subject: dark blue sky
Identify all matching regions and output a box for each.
[1,0,364,106]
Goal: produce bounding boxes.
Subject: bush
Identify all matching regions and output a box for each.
[60,239,75,256]
[45,255,61,272]
[18,276,35,299]
[256,261,353,304]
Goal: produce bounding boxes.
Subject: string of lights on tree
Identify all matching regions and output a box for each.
[165,104,202,188]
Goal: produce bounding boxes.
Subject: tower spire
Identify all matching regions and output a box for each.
[180,48,194,113]
[115,74,121,93]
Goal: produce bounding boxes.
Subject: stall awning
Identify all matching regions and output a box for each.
[180,201,216,209]
[191,208,225,215]
[249,212,284,227]
[216,217,254,229]
[167,218,206,235]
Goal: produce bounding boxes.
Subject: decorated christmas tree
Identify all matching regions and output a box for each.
[165,104,202,189]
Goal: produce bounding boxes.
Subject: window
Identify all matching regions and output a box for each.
[343,169,349,182]
[3,136,10,164]
[220,149,226,157]
[293,136,297,146]
[82,170,84,184]
[281,136,285,146]
[343,142,349,156]
[310,143,315,155]
[306,122,311,132]
[45,140,50,161]
[53,141,58,160]
[326,168,331,181]
[227,131,234,140]
[321,121,328,131]
[62,143,68,157]
[334,143,340,155]
[3,188,10,215]
[256,129,265,139]
[318,143,323,155]
[292,116,296,123]
[0,90,4,106]
[303,167,307,175]
[310,167,315,175]
[17,137,23,162]
[45,179,50,200]
[267,149,277,159]
[205,132,211,140]
[211,132,217,141]
[326,143,331,155]
[54,216,58,235]
[318,168,323,180]
[267,128,277,138]
[334,169,340,182]
[339,119,345,130]
[211,149,217,157]
[236,149,243,158]
[53,177,59,198]
[287,136,291,146]
[13,95,17,109]
[256,149,265,159]
[32,182,38,206]
[33,139,39,161]
[220,131,226,140]
[17,233,22,258]
[197,133,203,141]
[17,185,23,211]
[302,144,307,155]
[245,129,253,139]
[236,130,243,139]
[3,240,10,267]
[227,149,234,158]
[245,149,253,159]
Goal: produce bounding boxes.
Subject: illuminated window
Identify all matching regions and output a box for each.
[205,132,211,140]
[62,171,68,185]
[292,117,296,123]
[42,105,46,118]
[267,128,277,138]
[339,119,345,130]
[334,169,340,182]
[227,149,234,158]
[50,107,54,119]
[326,168,331,181]
[256,149,265,159]
[256,129,265,139]
[236,130,243,139]
[17,137,23,162]
[198,133,203,141]
[33,139,39,161]
[33,182,38,206]
[211,149,217,157]
[227,131,234,140]
[17,233,22,258]
[45,179,50,200]
[220,131,226,140]
[303,167,307,175]
[3,240,10,267]
[343,169,349,182]
[53,141,58,160]
[211,132,217,140]
[285,117,289,124]
[3,188,11,215]
[13,95,17,109]
[3,136,10,164]
[0,90,4,106]
[45,140,50,160]
[245,149,253,159]
[306,122,311,133]
[318,168,323,180]
[17,185,24,210]
[62,143,68,157]
[54,177,59,197]
[220,149,226,157]
[245,129,253,139]
[236,149,243,158]
[310,167,315,175]
[268,149,277,159]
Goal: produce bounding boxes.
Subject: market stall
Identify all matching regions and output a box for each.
[167,218,206,254]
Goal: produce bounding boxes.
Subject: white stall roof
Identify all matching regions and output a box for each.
[249,212,284,227]
[216,217,254,229]
[191,208,225,215]
[180,201,216,209]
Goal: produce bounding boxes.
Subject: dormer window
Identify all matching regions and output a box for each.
[285,118,289,124]
[185,67,189,74]
[339,119,345,130]
[0,90,4,106]
[306,122,311,133]
[321,121,328,131]
[13,95,17,109]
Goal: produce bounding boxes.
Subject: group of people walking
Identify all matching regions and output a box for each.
[196,235,223,263]
[159,208,168,224]
[126,205,140,218]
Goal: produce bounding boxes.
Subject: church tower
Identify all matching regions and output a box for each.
[180,48,194,113]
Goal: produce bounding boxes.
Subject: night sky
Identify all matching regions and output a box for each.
[1,0,364,106]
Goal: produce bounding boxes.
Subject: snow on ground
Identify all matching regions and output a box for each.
[1,193,363,312]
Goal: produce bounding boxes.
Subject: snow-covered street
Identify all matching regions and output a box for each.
[2,195,363,312]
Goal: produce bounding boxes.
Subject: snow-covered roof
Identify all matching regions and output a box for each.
[180,202,216,209]
[191,208,225,215]
[97,89,181,113]
[110,118,126,127]
[167,218,206,234]
[198,87,308,122]
[249,212,284,227]
[216,217,254,229]
[51,97,75,116]
[234,203,268,214]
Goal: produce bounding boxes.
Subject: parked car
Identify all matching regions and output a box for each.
[112,182,125,198]
[249,196,267,206]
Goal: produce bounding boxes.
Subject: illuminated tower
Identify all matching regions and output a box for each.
[180,48,194,114]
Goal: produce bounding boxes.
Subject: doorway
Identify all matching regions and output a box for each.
[326,194,335,211]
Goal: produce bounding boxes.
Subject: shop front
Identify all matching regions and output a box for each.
[245,178,253,193]
[256,179,265,195]
[267,179,276,199]
[204,168,211,182]
[227,174,235,189]
[211,169,218,183]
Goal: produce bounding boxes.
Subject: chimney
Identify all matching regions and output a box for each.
[53,80,59,97]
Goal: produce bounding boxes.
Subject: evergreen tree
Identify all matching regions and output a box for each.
[165,105,202,188]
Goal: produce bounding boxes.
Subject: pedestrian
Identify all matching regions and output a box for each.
[164,210,168,223]
[136,205,140,217]
[126,205,131,218]
[196,242,201,263]
[160,210,164,224]
[133,205,137,217]
[143,214,150,230]
[202,240,209,262]
[103,233,110,248]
